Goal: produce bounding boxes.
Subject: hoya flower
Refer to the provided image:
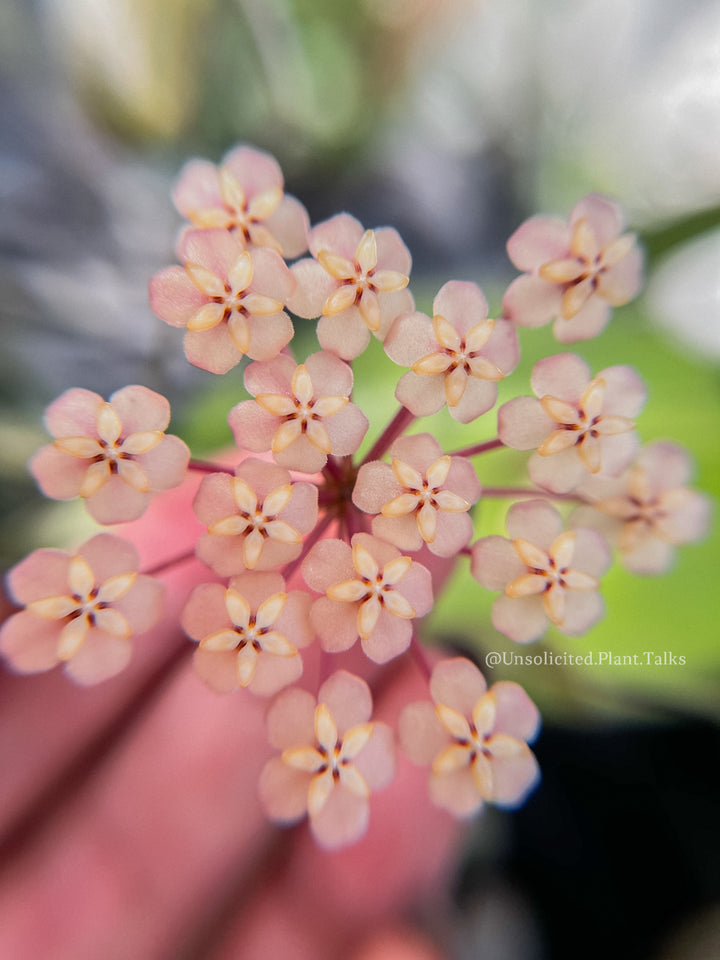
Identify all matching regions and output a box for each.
[29,386,190,524]
[302,533,433,664]
[399,657,540,818]
[181,571,313,696]
[287,213,413,360]
[502,193,643,342]
[353,433,481,556]
[498,353,645,493]
[471,499,611,644]
[228,351,369,474]
[193,458,318,576]
[0,534,164,685]
[149,229,295,374]
[258,670,395,849]
[172,143,310,257]
[570,441,712,575]
[384,281,519,423]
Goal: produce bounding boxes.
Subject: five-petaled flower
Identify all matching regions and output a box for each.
[384,281,519,423]
[228,351,369,474]
[259,670,396,849]
[502,193,643,342]
[181,571,313,696]
[399,657,540,818]
[149,228,296,374]
[30,386,190,524]
[353,433,481,556]
[0,534,164,684]
[498,353,646,493]
[193,458,318,576]
[287,213,413,360]
[302,533,433,663]
[570,441,712,575]
[172,143,310,257]
[471,499,611,644]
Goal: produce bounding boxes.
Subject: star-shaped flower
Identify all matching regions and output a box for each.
[0,534,164,684]
[498,353,646,493]
[471,499,610,644]
[570,441,712,575]
[259,670,395,849]
[228,351,368,474]
[503,193,643,342]
[181,571,313,696]
[287,213,413,359]
[29,386,190,524]
[353,433,481,556]
[384,281,519,423]
[149,229,295,374]
[172,143,310,257]
[399,657,540,818]
[302,533,433,663]
[193,458,318,576]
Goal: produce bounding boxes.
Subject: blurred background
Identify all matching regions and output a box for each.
[1,1,719,958]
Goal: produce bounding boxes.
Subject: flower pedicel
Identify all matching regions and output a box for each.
[1,145,710,850]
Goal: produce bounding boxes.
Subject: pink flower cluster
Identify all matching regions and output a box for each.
[1,144,710,851]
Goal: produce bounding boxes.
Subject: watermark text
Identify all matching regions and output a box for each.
[484,650,687,669]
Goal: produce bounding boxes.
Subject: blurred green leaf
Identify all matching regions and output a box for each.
[642,206,720,265]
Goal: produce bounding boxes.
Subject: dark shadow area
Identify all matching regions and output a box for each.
[456,719,720,960]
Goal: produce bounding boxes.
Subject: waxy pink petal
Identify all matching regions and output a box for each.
[400,658,540,818]
[259,671,395,849]
[303,536,432,663]
[193,461,318,576]
[503,354,645,493]
[0,534,164,684]
[30,386,189,524]
[506,215,570,271]
[151,231,296,373]
[231,351,366,473]
[571,441,711,575]
[386,281,514,422]
[182,572,312,696]
[173,145,309,257]
[471,501,607,643]
[504,195,642,341]
[430,657,487,717]
[353,433,480,557]
[290,214,413,358]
